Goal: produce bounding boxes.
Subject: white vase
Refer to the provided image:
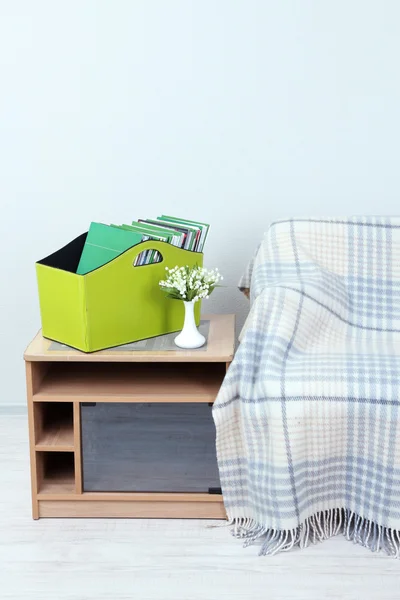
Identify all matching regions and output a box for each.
[174,300,206,349]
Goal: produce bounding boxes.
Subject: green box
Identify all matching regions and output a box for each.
[36,233,203,352]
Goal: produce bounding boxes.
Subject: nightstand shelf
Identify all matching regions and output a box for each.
[24,314,234,520]
[34,362,226,403]
[35,425,74,451]
[36,451,76,494]
[34,402,74,451]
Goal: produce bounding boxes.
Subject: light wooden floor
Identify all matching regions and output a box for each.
[1,414,399,600]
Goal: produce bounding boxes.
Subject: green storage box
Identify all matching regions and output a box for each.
[36,233,203,352]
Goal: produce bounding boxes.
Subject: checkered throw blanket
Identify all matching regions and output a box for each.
[213,217,400,556]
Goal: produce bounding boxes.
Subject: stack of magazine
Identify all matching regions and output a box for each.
[76,215,209,275]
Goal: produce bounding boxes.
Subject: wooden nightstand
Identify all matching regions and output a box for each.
[24,314,235,520]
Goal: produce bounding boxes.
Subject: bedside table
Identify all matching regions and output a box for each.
[24,314,235,520]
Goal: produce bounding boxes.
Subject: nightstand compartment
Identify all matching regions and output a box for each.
[81,402,221,493]
[33,362,226,404]
[34,402,74,451]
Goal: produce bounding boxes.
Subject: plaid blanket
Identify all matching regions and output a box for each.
[213,217,400,556]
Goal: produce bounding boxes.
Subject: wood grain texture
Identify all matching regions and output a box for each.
[35,492,224,502]
[28,362,49,394]
[38,499,226,519]
[25,363,39,519]
[34,402,74,451]
[24,313,235,363]
[37,452,75,494]
[73,402,83,494]
[2,414,400,600]
[35,423,74,451]
[33,362,226,404]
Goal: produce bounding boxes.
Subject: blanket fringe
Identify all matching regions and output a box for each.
[229,509,400,557]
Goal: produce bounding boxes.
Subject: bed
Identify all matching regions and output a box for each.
[213,217,400,556]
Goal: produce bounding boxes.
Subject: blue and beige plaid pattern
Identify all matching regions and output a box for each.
[213,217,400,556]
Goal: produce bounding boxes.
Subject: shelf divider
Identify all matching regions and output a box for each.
[73,402,83,494]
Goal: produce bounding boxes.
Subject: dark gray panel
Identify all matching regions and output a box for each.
[81,403,220,493]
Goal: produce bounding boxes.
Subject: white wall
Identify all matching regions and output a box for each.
[1,0,400,405]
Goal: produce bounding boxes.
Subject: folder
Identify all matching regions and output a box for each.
[115,223,171,265]
[160,215,210,252]
[76,222,143,275]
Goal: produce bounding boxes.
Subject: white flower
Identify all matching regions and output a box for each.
[159,264,221,302]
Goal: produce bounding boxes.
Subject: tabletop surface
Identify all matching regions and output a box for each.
[24,314,235,363]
